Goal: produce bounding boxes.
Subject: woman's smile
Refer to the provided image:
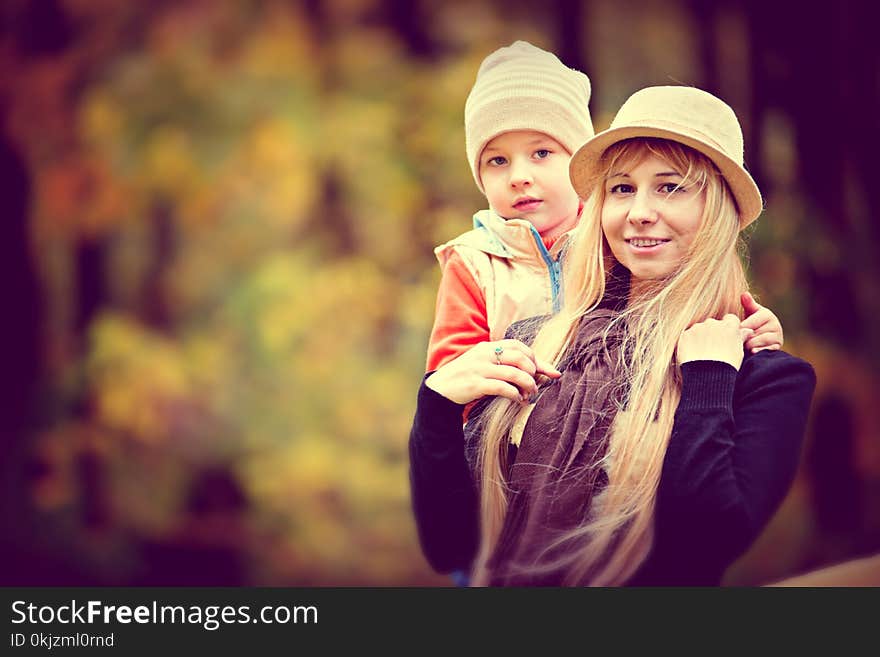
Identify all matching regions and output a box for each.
[625,237,671,252]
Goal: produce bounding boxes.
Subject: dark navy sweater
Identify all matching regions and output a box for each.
[408,350,816,586]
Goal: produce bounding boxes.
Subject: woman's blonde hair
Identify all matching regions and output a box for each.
[471,138,749,586]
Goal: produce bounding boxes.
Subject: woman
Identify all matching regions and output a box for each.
[409,86,815,586]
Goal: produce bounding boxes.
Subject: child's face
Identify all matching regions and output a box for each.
[601,153,705,283]
[479,130,581,241]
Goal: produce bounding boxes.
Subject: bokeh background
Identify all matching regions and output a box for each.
[2,0,879,586]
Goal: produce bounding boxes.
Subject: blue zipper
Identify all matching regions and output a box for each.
[528,225,563,313]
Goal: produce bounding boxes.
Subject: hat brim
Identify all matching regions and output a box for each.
[569,124,763,227]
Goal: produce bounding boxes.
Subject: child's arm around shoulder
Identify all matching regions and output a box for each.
[426,250,490,371]
[740,291,784,354]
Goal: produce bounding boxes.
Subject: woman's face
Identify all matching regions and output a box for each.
[600,153,706,283]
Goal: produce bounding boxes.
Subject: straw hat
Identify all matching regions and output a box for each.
[568,86,763,227]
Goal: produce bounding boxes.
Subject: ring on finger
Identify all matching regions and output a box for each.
[494,345,504,365]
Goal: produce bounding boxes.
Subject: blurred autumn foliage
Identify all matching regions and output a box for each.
[1,0,879,586]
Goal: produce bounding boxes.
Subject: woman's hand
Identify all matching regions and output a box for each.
[425,339,562,405]
[677,314,753,371]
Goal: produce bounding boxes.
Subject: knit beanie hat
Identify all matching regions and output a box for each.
[465,40,594,194]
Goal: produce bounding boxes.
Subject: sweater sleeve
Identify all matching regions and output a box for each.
[426,251,489,372]
[408,379,480,574]
[641,350,816,584]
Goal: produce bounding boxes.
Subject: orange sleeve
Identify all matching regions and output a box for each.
[426,251,489,372]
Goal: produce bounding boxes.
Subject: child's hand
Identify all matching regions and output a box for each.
[740,292,784,354]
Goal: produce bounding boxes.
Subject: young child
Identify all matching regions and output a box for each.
[426,40,591,372]
[426,40,783,373]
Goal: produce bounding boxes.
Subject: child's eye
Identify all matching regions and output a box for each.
[534,149,551,159]
[486,156,507,167]
[609,183,634,194]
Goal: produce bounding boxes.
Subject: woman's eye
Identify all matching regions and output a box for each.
[610,183,634,194]
[660,182,685,194]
